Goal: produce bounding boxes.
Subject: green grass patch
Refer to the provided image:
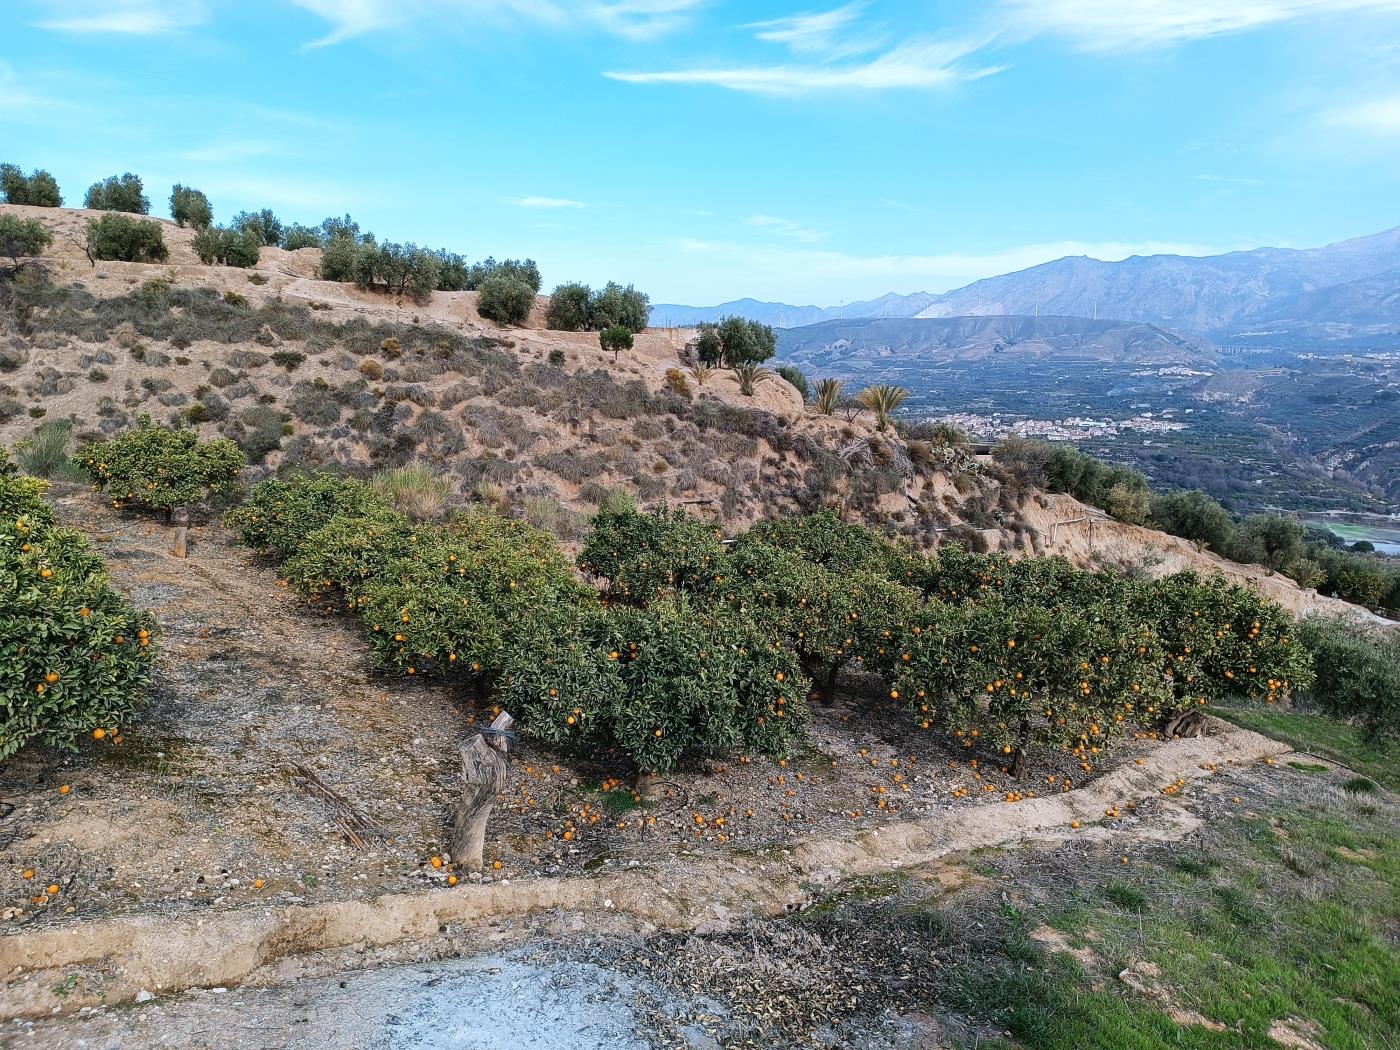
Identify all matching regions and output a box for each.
[1213,706,1399,790]
[1287,761,1330,772]
[939,802,1399,1049]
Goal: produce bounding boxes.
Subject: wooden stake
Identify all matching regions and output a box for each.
[171,506,189,559]
[450,710,513,872]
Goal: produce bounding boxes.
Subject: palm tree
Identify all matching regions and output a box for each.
[689,363,715,386]
[813,377,843,416]
[734,363,770,397]
[857,384,909,431]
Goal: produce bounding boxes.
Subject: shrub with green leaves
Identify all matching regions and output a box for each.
[588,282,649,333]
[169,184,213,228]
[1297,616,1397,741]
[0,213,52,267]
[226,472,392,559]
[231,208,284,247]
[192,225,261,267]
[477,273,535,325]
[1,449,157,759]
[80,414,245,512]
[579,506,725,603]
[546,281,592,331]
[599,324,633,361]
[84,173,149,214]
[500,597,809,773]
[85,213,168,263]
[1,164,62,207]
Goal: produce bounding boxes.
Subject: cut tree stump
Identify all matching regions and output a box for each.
[1163,709,1208,739]
[449,711,513,872]
[170,506,190,559]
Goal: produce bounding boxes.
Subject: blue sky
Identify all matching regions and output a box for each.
[4,0,1399,304]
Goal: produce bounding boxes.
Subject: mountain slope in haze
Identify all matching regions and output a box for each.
[776,314,1220,373]
[917,227,1400,332]
[650,291,943,328]
[1216,266,1400,349]
[655,226,1400,340]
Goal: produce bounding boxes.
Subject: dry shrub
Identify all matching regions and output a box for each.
[370,463,451,520]
[664,367,693,399]
[359,359,384,380]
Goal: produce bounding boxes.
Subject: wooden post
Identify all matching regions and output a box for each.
[171,506,190,559]
[449,710,513,872]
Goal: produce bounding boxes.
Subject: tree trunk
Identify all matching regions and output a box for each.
[449,710,513,872]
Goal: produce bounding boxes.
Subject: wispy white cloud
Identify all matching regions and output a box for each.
[743,2,886,58]
[589,0,707,41]
[1325,94,1400,135]
[1000,0,1400,51]
[748,214,827,243]
[31,0,205,34]
[606,37,1003,95]
[506,194,589,208]
[288,0,702,47]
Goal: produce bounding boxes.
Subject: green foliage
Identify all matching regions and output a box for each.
[1297,617,1399,742]
[0,213,52,266]
[0,449,157,759]
[80,414,245,512]
[857,384,910,432]
[477,274,535,325]
[14,419,83,481]
[775,364,809,400]
[1,164,62,207]
[231,208,284,247]
[734,363,768,396]
[599,323,634,361]
[465,257,541,293]
[994,439,1152,526]
[500,597,809,773]
[1229,514,1305,571]
[579,505,725,602]
[588,282,650,333]
[169,184,213,229]
[813,377,843,415]
[1149,489,1234,552]
[319,235,357,282]
[697,316,776,367]
[84,173,149,214]
[85,213,168,263]
[351,240,441,300]
[226,472,392,559]
[546,281,592,331]
[192,225,261,267]
[281,224,324,250]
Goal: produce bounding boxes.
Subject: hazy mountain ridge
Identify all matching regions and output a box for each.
[776,314,1220,372]
[656,226,1400,343]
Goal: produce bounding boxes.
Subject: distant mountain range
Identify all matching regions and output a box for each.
[776,315,1218,373]
[652,226,1400,348]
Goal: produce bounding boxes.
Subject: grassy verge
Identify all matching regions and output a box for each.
[936,787,1398,1049]
[1212,705,1399,791]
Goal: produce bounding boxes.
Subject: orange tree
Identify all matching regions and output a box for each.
[226,472,392,559]
[498,596,809,774]
[892,596,1170,773]
[1,449,157,758]
[280,506,417,603]
[80,414,244,513]
[355,511,590,694]
[713,536,921,704]
[742,509,927,587]
[1134,571,1313,723]
[578,505,725,603]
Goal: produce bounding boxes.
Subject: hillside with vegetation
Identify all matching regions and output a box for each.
[1,172,1397,1048]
